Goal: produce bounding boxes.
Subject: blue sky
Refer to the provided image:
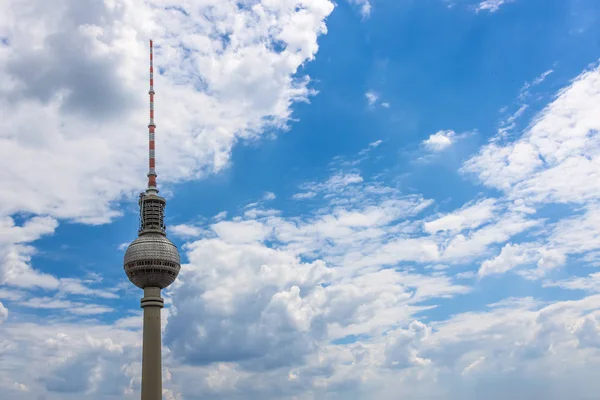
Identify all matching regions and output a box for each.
[2,0,600,398]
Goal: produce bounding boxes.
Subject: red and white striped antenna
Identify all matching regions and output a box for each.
[147,39,157,192]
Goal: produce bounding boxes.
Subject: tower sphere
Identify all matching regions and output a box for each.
[124,233,180,289]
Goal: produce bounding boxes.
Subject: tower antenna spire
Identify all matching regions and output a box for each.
[148,39,157,192]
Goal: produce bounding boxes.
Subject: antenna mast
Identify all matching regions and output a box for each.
[148,39,157,193]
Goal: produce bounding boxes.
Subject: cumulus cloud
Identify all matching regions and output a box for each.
[424,199,498,234]
[0,216,59,289]
[163,291,600,399]
[5,292,600,399]
[463,63,600,205]
[544,272,600,293]
[0,322,141,398]
[19,296,114,315]
[211,220,272,244]
[166,239,332,370]
[548,205,600,255]
[422,129,456,151]
[441,210,540,262]
[158,162,478,388]
[0,0,335,224]
[478,242,537,277]
[170,224,205,239]
[385,320,432,369]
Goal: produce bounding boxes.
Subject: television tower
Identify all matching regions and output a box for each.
[124,40,181,400]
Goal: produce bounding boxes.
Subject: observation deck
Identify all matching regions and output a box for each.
[124,191,181,289]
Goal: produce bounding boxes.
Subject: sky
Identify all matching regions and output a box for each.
[1,0,600,398]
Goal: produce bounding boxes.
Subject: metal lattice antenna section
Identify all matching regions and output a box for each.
[136,40,167,236]
[148,39,157,192]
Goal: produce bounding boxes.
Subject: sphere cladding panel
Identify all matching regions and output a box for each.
[124,233,181,289]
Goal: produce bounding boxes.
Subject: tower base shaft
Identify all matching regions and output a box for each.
[141,287,164,400]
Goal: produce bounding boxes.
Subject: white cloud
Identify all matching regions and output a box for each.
[263,192,276,201]
[463,63,600,270]
[463,63,600,205]
[325,172,364,187]
[17,288,596,400]
[158,164,473,380]
[497,104,528,137]
[533,69,554,85]
[365,93,389,109]
[441,211,539,262]
[211,220,272,244]
[455,270,477,280]
[526,248,567,278]
[0,288,25,301]
[166,238,333,370]
[0,321,141,398]
[213,211,228,221]
[461,356,485,376]
[0,216,59,289]
[0,216,126,302]
[292,191,317,200]
[544,272,600,293]
[497,68,554,139]
[548,205,600,256]
[170,224,204,239]
[294,172,364,200]
[365,91,378,106]
[57,278,120,299]
[478,243,537,277]
[255,163,539,276]
[5,291,600,399]
[0,0,335,224]
[0,301,7,323]
[476,0,514,13]
[385,320,432,369]
[422,129,456,151]
[519,69,554,101]
[19,296,114,315]
[348,0,372,18]
[424,198,498,234]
